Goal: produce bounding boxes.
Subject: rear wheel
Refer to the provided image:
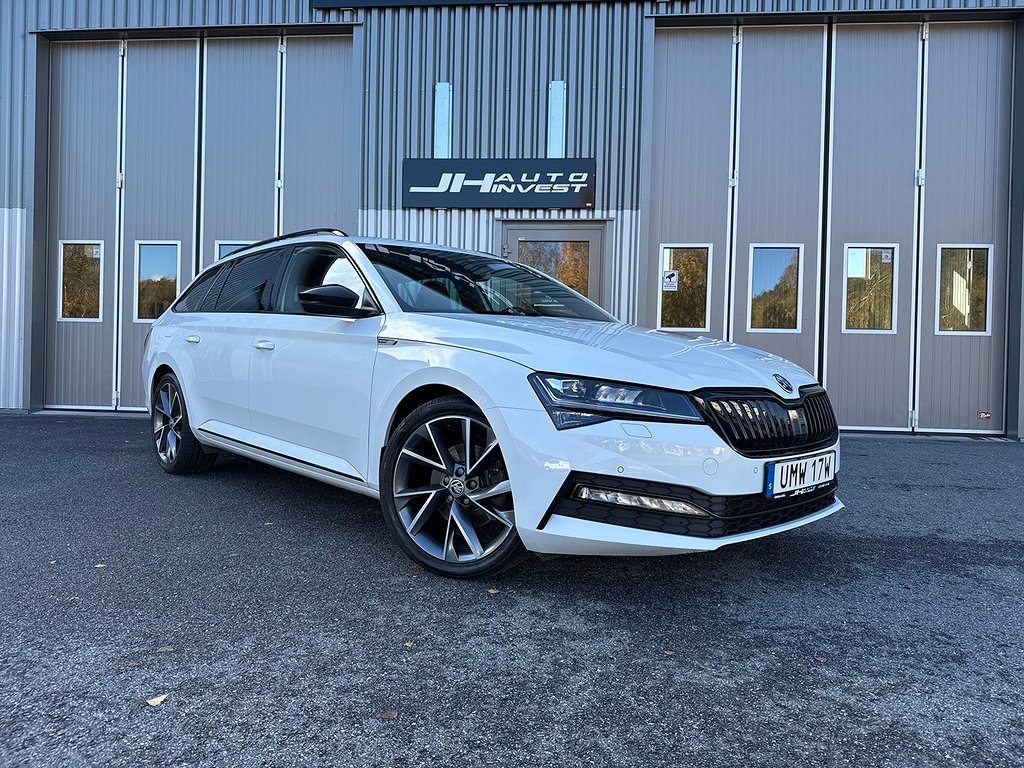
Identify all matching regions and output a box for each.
[152,372,218,475]
[380,396,528,578]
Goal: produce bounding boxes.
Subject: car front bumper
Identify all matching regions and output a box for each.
[485,406,843,556]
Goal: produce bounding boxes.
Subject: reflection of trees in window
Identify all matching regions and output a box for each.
[750,249,799,329]
[661,248,708,329]
[61,243,101,318]
[845,248,894,331]
[138,277,178,319]
[518,241,589,296]
[556,242,589,295]
[938,247,988,332]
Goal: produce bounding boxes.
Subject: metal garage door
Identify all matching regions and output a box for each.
[823,25,920,429]
[46,40,199,410]
[915,22,1012,433]
[729,26,826,375]
[45,42,121,409]
[647,27,735,340]
[280,36,359,232]
[118,40,200,409]
[46,35,355,410]
[199,37,279,269]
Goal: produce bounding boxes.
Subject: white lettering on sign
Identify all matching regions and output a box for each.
[410,171,591,195]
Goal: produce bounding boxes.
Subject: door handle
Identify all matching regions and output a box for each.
[253,340,276,351]
[185,334,201,344]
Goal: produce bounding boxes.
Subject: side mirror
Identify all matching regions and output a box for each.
[298,284,378,318]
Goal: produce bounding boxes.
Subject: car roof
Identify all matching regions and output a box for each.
[218,230,499,266]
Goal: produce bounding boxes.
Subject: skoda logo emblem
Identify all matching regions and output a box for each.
[773,374,794,394]
[448,479,466,496]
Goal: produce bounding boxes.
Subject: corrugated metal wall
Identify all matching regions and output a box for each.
[359,1,645,319]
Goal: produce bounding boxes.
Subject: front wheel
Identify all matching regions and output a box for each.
[379,396,529,578]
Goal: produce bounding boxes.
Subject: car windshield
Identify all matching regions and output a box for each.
[359,242,614,321]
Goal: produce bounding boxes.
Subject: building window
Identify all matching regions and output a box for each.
[58,241,103,321]
[136,242,180,321]
[215,241,251,261]
[844,245,896,333]
[547,80,567,159]
[658,245,710,332]
[434,82,452,159]
[749,245,802,332]
[937,245,991,334]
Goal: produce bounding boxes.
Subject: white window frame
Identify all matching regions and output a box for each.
[214,240,252,262]
[134,240,182,323]
[746,243,804,334]
[57,239,104,323]
[657,243,712,333]
[934,243,994,337]
[841,243,899,335]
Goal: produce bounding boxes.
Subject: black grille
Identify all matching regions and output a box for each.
[694,386,838,457]
[541,472,838,539]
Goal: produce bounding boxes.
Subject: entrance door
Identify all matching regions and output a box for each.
[823,24,920,429]
[501,224,604,306]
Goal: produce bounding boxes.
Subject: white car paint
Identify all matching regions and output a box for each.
[143,232,842,558]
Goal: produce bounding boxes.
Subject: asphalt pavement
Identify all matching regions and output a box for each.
[0,412,1021,767]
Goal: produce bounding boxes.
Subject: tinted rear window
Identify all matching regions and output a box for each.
[214,249,285,312]
[174,266,220,313]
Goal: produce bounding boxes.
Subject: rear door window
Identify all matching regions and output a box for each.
[213,248,287,312]
[174,265,221,313]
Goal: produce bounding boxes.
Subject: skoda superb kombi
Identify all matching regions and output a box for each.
[143,229,842,577]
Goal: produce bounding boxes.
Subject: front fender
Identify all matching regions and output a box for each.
[366,342,543,488]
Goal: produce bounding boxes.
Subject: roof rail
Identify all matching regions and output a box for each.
[241,228,349,252]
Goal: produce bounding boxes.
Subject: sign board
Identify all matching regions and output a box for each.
[662,270,679,292]
[402,158,596,209]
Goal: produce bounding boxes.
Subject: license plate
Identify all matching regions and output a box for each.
[765,451,836,498]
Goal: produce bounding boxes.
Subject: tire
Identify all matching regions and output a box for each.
[380,395,529,578]
[151,372,218,475]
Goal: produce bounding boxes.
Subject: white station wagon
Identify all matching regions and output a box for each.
[143,229,842,577]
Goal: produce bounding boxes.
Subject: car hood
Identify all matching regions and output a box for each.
[381,314,817,397]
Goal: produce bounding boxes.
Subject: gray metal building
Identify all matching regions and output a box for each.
[2,0,1024,435]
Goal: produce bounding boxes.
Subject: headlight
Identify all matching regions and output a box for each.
[529,373,704,430]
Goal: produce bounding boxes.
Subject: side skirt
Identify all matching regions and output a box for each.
[196,427,381,500]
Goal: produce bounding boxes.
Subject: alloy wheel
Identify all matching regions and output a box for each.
[153,382,183,464]
[392,415,515,563]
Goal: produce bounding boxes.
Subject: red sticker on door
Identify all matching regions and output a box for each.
[978,411,992,420]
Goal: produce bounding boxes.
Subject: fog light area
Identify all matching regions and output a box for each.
[572,485,711,517]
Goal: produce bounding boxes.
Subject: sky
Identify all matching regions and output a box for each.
[139,245,178,283]
[751,247,798,297]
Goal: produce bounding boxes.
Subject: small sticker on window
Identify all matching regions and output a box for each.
[880,252,892,263]
[92,246,101,259]
[662,270,678,292]
[979,411,992,420]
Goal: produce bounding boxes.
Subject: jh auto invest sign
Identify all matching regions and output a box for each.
[402,158,596,209]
